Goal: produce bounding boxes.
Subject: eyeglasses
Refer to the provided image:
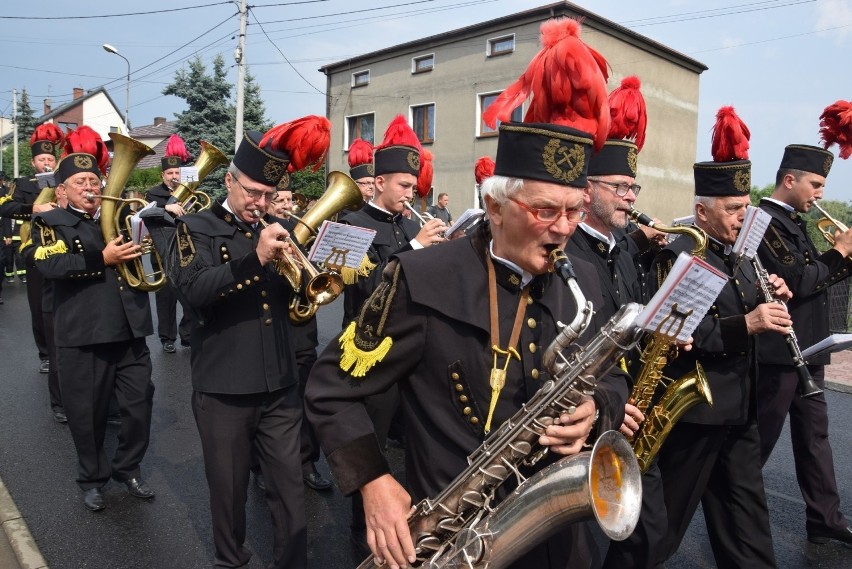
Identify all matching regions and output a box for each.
[232,176,276,201]
[65,179,101,190]
[508,197,587,223]
[356,180,375,187]
[588,178,641,197]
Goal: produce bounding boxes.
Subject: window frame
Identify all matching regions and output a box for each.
[351,69,370,88]
[410,103,436,145]
[411,53,435,74]
[476,91,522,138]
[486,33,515,57]
[345,112,376,148]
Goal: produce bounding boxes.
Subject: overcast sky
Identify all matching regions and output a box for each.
[2,0,851,204]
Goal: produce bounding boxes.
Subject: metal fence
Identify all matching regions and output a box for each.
[828,279,852,333]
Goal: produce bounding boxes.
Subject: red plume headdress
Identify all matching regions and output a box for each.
[474,156,495,186]
[62,126,110,174]
[348,138,374,180]
[711,106,750,162]
[260,115,331,173]
[608,76,647,151]
[694,106,751,197]
[374,115,422,177]
[162,134,190,169]
[416,149,433,198]
[30,123,65,157]
[819,100,852,160]
[482,18,610,150]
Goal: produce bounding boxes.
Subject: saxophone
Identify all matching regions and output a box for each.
[626,208,713,473]
[357,249,644,569]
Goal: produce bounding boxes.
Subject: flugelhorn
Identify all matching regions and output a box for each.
[629,207,707,260]
[405,201,434,227]
[811,200,851,257]
[250,209,344,323]
[169,140,228,212]
[98,133,167,292]
[291,171,363,248]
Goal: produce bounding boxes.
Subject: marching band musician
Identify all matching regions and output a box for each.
[756,109,852,546]
[146,134,192,353]
[348,137,375,204]
[648,107,790,568]
[306,18,629,569]
[0,124,64,374]
[171,117,331,569]
[32,128,156,512]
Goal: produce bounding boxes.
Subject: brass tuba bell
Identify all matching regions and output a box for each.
[170,140,228,212]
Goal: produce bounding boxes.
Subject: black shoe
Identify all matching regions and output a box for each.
[39,359,49,374]
[162,341,176,353]
[53,410,67,423]
[4,277,13,284]
[83,488,105,511]
[124,478,155,499]
[20,276,27,283]
[180,338,191,348]
[107,414,122,427]
[808,525,852,546]
[303,466,333,491]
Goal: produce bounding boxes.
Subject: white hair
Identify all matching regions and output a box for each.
[479,175,525,206]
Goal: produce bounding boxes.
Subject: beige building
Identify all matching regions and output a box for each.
[321,1,706,222]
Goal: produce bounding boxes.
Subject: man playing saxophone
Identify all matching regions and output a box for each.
[32,128,156,512]
[756,120,852,546]
[306,19,630,569]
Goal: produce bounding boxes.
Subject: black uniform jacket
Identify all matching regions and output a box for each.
[173,200,298,395]
[145,183,172,208]
[306,224,630,501]
[653,235,760,425]
[32,207,153,347]
[340,204,420,324]
[0,176,40,220]
[757,199,852,366]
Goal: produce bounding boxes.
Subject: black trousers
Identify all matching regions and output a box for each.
[193,386,307,569]
[602,460,667,569]
[26,266,48,359]
[655,421,776,568]
[42,309,62,412]
[57,338,154,490]
[154,281,192,344]
[758,364,847,534]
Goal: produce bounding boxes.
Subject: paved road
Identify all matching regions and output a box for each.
[0,280,850,568]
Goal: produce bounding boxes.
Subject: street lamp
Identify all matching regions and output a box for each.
[102,43,130,133]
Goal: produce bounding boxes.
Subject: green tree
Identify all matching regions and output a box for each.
[289,169,326,200]
[17,89,37,142]
[126,166,163,192]
[749,183,773,206]
[242,68,272,133]
[2,142,34,179]
[806,199,852,252]
[163,54,234,198]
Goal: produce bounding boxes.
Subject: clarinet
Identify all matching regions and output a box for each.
[751,255,822,398]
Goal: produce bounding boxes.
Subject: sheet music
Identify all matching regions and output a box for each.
[130,201,157,245]
[179,166,199,184]
[308,220,376,269]
[732,205,771,260]
[35,171,56,189]
[636,252,728,342]
[802,333,852,359]
[445,208,485,238]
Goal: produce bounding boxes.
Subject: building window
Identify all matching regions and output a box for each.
[411,104,435,144]
[346,113,375,146]
[478,92,522,137]
[487,34,515,57]
[412,54,434,74]
[352,70,370,88]
[57,121,77,133]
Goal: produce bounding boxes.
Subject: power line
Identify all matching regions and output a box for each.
[249,10,324,94]
[0,1,233,20]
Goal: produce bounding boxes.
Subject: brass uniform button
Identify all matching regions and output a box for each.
[470,417,480,425]
[463,407,472,416]
[261,290,268,297]
[527,318,536,329]
[264,318,273,326]
[528,343,537,353]
[454,383,464,392]
[531,369,540,380]
[459,395,468,403]
[451,372,460,380]
[262,303,270,310]
[237,284,243,290]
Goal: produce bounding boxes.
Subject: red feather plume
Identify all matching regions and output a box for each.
[711,106,750,162]
[474,156,495,185]
[30,123,65,146]
[260,115,331,172]
[378,115,422,151]
[416,149,433,198]
[62,126,110,174]
[347,138,374,168]
[819,100,852,160]
[164,134,190,163]
[608,76,647,151]
[482,18,610,150]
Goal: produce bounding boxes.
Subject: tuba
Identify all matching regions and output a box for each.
[290,170,363,247]
[169,140,228,212]
[626,207,713,472]
[97,133,167,292]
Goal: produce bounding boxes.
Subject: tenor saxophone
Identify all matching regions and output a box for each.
[356,249,644,568]
[626,208,713,473]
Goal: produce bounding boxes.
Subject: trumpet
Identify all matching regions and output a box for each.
[405,201,434,226]
[811,200,851,255]
[250,209,344,323]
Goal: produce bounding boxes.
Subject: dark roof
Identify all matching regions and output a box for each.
[321,1,706,74]
[129,121,177,139]
[136,138,170,170]
[39,86,122,123]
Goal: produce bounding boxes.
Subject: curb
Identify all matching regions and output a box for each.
[826,380,852,395]
[0,476,48,569]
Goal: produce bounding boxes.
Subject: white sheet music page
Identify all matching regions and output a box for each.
[307,220,376,270]
[130,201,157,245]
[637,252,729,342]
[179,166,199,184]
[732,206,771,260]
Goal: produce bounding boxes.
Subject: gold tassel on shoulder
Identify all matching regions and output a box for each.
[18,239,33,254]
[340,254,377,285]
[0,195,12,206]
[338,321,393,378]
[34,240,68,260]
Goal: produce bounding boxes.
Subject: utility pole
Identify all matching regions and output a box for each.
[12,88,18,179]
[234,0,247,151]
